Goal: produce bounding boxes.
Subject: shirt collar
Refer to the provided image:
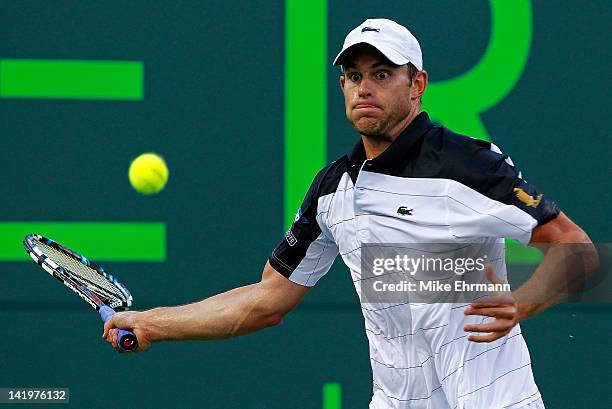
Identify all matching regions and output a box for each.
[347,111,433,168]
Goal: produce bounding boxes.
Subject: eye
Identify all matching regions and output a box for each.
[376,71,390,80]
[348,73,361,82]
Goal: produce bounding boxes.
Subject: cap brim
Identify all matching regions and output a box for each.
[333,41,410,66]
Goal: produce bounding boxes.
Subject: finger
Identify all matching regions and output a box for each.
[104,329,111,344]
[111,329,119,349]
[464,306,515,319]
[470,294,515,307]
[102,318,116,339]
[468,330,509,343]
[104,328,112,343]
[464,321,513,333]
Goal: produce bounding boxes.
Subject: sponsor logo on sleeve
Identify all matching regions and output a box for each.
[285,230,298,246]
[513,188,542,208]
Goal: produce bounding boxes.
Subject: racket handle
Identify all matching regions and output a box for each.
[99,305,139,352]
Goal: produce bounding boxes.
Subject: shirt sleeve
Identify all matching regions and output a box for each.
[269,168,339,286]
[447,142,560,244]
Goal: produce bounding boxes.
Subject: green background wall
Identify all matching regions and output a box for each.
[1,1,610,408]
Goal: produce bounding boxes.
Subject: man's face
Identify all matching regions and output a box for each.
[340,50,416,138]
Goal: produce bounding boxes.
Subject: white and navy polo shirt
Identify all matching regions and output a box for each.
[269,112,557,408]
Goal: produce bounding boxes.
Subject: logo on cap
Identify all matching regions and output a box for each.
[361,27,380,33]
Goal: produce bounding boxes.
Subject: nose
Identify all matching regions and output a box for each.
[358,76,373,98]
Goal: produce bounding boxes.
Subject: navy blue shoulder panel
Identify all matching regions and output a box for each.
[269,157,347,277]
[382,125,560,226]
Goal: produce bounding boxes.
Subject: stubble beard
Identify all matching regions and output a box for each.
[349,99,414,141]
[352,100,418,142]
[351,114,398,144]
[352,116,390,140]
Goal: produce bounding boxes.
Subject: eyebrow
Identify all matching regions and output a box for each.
[343,61,394,71]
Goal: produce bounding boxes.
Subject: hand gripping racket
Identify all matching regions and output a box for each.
[24,234,138,352]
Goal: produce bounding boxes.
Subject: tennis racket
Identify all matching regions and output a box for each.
[23,233,138,352]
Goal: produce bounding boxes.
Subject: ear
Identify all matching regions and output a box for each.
[412,70,428,100]
[340,75,345,90]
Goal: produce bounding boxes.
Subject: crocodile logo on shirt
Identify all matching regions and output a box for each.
[513,188,542,208]
[397,206,413,216]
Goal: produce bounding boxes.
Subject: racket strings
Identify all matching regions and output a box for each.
[34,240,127,303]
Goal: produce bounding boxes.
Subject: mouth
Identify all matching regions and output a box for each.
[354,103,380,110]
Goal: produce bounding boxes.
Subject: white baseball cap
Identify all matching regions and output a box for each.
[333,18,423,70]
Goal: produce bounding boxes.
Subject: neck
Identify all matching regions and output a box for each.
[362,109,420,160]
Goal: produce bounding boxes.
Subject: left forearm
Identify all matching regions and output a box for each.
[514,231,598,320]
[464,213,598,343]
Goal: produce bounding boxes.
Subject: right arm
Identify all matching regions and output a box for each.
[105,164,340,352]
[103,261,310,351]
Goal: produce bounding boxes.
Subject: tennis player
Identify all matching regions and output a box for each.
[104,18,596,409]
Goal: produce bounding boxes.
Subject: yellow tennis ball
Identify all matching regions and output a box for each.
[128,153,169,195]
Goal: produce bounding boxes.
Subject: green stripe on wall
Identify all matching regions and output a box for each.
[0,222,165,261]
[506,240,543,264]
[284,0,327,229]
[322,382,341,409]
[0,59,143,99]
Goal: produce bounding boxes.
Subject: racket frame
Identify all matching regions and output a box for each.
[24,233,138,351]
